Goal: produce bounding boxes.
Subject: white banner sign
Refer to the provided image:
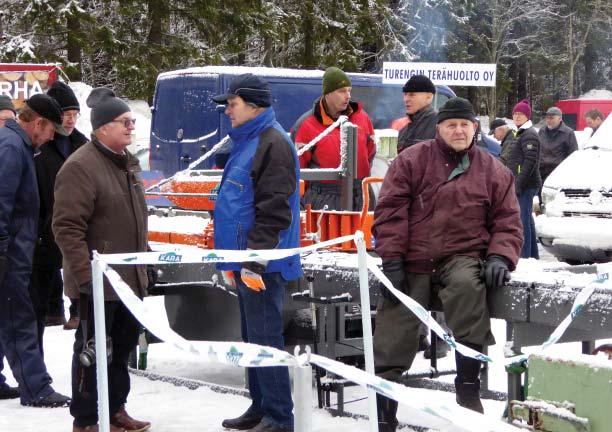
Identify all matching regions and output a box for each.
[382,62,496,87]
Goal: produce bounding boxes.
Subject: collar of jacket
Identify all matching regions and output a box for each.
[91,135,138,171]
[55,128,88,147]
[228,107,276,142]
[408,105,435,122]
[515,120,533,135]
[5,118,37,155]
[313,97,358,125]
[544,120,564,136]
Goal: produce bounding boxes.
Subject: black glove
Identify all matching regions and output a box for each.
[79,281,93,295]
[146,265,158,289]
[0,254,6,285]
[480,255,511,291]
[242,261,266,275]
[380,260,406,305]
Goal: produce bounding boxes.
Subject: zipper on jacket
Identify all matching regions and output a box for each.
[227,179,244,192]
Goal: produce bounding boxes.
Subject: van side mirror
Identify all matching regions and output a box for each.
[216,105,226,112]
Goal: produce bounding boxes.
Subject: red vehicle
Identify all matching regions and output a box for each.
[0,63,61,109]
[556,99,612,131]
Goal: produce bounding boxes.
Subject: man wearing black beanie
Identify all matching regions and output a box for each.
[54,87,152,432]
[29,82,88,345]
[396,74,438,153]
[373,97,522,429]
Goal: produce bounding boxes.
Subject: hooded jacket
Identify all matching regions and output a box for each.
[373,135,522,273]
[215,108,302,281]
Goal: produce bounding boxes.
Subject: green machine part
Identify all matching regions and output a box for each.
[523,353,612,432]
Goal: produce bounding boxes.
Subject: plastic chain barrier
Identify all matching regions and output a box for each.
[505,262,612,369]
[100,234,357,266]
[96,252,521,431]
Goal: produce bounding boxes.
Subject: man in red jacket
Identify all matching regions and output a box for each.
[291,67,376,210]
[372,97,522,430]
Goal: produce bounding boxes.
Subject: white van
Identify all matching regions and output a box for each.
[536,114,612,263]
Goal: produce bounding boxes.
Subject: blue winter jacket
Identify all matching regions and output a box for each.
[214,108,302,281]
[0,120,39,290]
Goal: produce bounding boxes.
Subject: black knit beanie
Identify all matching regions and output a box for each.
[402,75,436,94]
[86,87,130,130]
[47,81,80,111]
[437,97,476,124]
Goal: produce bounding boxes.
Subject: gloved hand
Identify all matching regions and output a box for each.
[221,270,236,288]
[79,281,93,295]
[480,255,511,291]
[146,265,158,290]
[380,259,406,305]
[0,254,6,285]
[241,261,267,292]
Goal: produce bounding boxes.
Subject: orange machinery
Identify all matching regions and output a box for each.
[148,176,384,252]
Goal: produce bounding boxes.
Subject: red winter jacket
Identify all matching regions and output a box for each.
[292,99,376,181]
[373,136,523,273]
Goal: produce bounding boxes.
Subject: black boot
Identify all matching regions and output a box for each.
[454,342,484,413]
[454,378,484,413]
[376,393,398,432]
[222,406,264,430]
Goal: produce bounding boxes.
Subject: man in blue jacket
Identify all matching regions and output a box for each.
[0,94,70,407]
[212,74,301,432]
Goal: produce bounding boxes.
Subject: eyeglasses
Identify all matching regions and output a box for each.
[111,118,136,128]
[63,112,81,120]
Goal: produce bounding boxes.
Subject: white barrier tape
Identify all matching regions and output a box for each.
[98,257,296,368]
[306,353,520,432]
[296,115,347,157]
[99,234,357,266]
[505,268,610,367]
[366,256,493,363]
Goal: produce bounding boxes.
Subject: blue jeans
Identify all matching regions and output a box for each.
[235,272,294,429]
[518,188,539,259]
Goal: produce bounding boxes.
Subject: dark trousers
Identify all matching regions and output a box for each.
[69,297,79,319]
[235,272,294,429]
[0,270,53,404]
[47,269,65,317]
[0,344,7,388]
[71,300,140,427]
[374,256,493,382]
[28,268,63,356]
[518,188,539,259]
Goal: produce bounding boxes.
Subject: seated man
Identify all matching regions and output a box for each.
[372,97,522,431]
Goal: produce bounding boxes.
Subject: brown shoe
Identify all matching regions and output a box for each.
[111,405,151,432]
[64,316,80,330]
[72,424,126,432]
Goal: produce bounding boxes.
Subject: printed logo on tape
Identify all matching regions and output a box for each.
[159,252,183,263]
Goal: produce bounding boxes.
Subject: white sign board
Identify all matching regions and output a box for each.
[382,62,496,87]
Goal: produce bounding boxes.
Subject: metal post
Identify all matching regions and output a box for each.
[293,347,313,432]
[92,254,110,432]
[355,232,378,432]
[340,123,358,211]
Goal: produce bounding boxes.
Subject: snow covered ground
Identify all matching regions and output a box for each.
[1,246,609,432]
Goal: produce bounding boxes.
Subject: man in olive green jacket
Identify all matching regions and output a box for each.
[53,87,151,432]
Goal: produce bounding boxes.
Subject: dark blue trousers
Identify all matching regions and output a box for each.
[235,272,294,429]
[518,188,539,259]
[0,269,54,404]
